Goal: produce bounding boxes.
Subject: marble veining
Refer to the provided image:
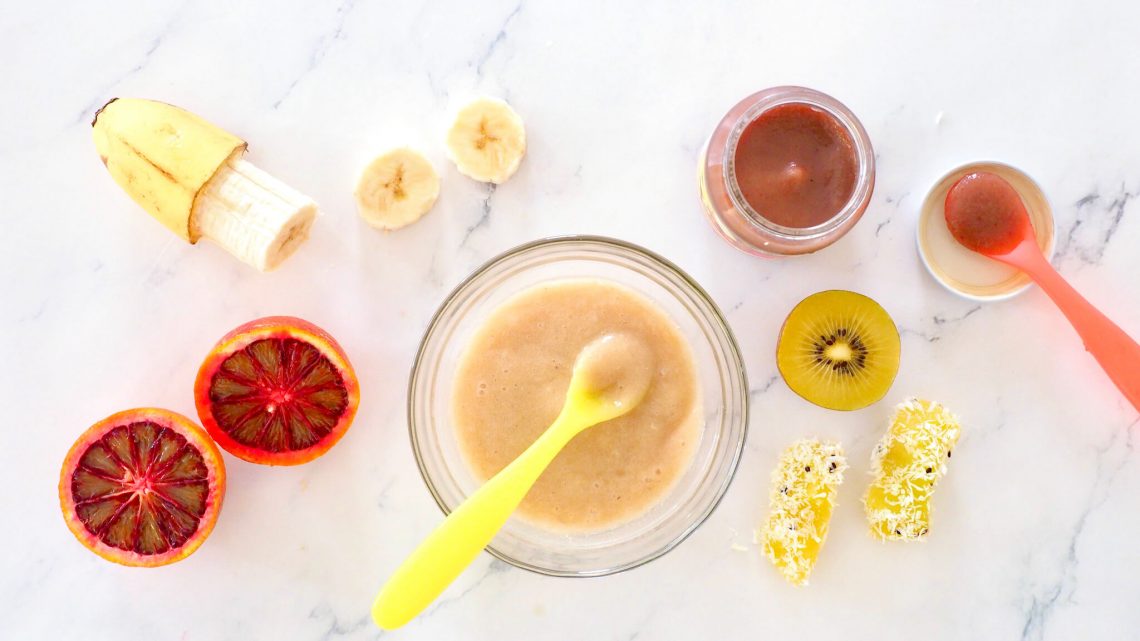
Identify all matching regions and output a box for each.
[272,0,362,110]
[1056,185,1136,267]
[1,1,1138,640]
[1018,425,1135,640]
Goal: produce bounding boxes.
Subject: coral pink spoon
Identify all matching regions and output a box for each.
[944,171,1140,412]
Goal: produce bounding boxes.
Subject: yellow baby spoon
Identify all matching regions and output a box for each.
[372,333,655,630]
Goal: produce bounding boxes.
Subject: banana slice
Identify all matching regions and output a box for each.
[445,97,526,184]
[354,148,440,231]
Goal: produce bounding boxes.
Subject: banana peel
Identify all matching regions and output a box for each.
[92,98,317,271]
[93,98,244,242]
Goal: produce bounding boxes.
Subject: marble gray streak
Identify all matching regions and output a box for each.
[309,603,375,641]
[69,0,195,126]
[1055,183,1137,267]
[1019,425,1136,641]
[621,606,662,641]
[272,0,362,109]
[900,326,942,343]
[898,303,981,345]
[17,299,48,323]
[748,374,780,400]
[874,216,892,237]
[419,559,510,622]
[473,0,524,76]
[74,34,164,125]
[375,477,398,510]
[459,184,497,248]
[933,304,982,326]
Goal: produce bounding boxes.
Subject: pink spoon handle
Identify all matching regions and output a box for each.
[1002,240,1140,412]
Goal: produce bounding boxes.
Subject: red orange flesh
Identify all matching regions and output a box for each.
[944,171,1032,256]
[59,408,225,567]
[194,316,360,466]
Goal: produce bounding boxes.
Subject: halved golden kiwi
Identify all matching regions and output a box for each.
[776,290,900,411]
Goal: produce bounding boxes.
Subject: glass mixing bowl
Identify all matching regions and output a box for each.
[408,236,749,576]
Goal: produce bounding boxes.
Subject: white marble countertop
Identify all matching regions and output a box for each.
[3,1,1139,639]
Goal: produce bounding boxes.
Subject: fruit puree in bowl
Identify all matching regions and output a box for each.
[408,236,748,576]
[452,279,702,533]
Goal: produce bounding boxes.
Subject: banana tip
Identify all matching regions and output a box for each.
[92,97,119,127]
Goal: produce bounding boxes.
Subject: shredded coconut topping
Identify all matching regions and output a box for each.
[760,438,847,585]
[863,398,961,541]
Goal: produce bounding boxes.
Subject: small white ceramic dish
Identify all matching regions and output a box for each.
[917,161,1055,302]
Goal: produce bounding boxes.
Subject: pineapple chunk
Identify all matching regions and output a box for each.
[760,439,847,585]
[864,398,961,541]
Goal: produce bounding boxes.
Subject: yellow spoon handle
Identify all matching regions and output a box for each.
[372,415,578,630]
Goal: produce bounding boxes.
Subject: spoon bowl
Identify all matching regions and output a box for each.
[944,171,1032,256]
[566,333,655,424]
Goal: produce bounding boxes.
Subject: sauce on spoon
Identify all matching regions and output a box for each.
[944,171,1030,255]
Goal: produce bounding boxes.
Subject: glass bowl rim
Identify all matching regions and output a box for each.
[406,234,750,577]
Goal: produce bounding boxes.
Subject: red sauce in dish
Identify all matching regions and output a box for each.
[732,103,858,228]
[944,171,1030,256]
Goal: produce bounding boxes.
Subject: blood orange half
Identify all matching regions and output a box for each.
[194,316,360,466]
[59,408,226,567]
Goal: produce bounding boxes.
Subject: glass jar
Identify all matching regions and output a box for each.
[698,86,875,257]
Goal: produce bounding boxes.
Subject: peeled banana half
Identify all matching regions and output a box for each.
[445,97,526,184]
[92,98,319,272]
